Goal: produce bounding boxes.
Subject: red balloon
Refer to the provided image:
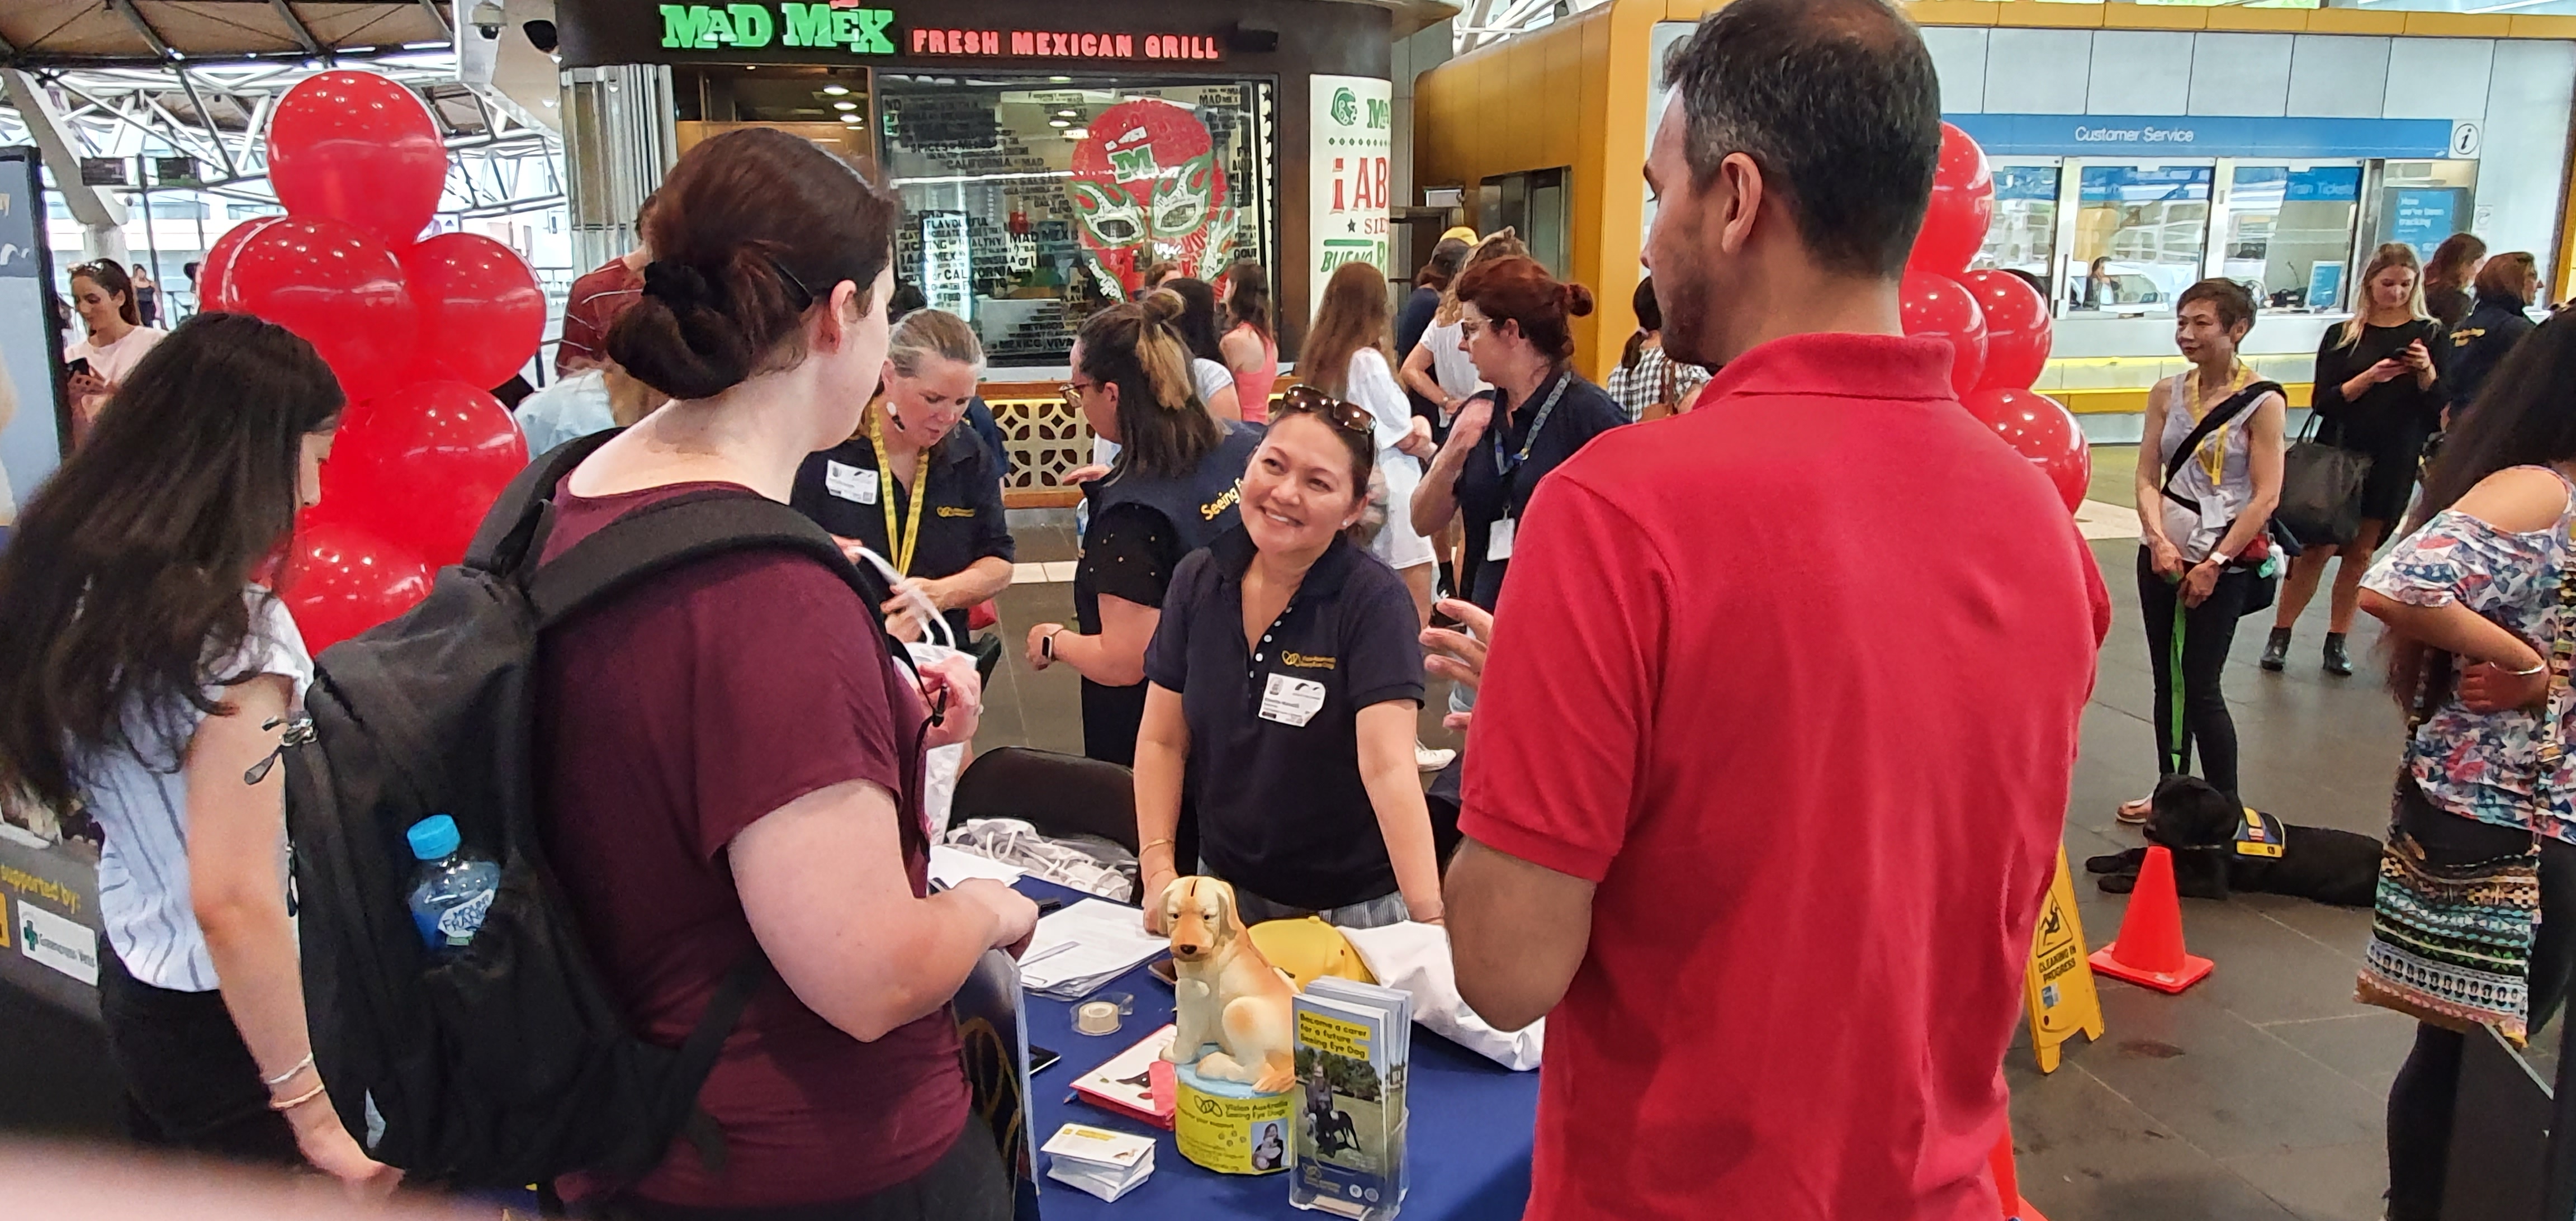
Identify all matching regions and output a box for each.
[226,217,418,401]
[267,70,447,247]
[325,381,529,567]
[1963,387,2090,513]
[277,513,432,654]
[401,233,547,390]
[196,215,282,310]
[1900,271,1988,397]
[1907,123,1995,278]
[1959,269,2054,391]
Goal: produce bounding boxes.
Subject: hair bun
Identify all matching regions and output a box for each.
[1564,283,1596,318]
[1142,290,1186,324]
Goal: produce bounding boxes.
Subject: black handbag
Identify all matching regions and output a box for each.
[2277,408,2374,547]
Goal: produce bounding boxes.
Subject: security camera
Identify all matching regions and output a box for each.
[468,2,505,38]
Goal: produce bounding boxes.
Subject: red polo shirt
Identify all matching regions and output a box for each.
[1460,332,2108,1220]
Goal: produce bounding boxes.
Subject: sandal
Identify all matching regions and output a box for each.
[2116,796,2153,825]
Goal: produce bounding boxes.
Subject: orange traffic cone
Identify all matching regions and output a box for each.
[2088,845,2213,993]
[1990,1121,2049,1220]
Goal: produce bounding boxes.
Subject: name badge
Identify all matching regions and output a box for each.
[825,461,879,505]
[1258,673,1328,728]
[1486,515,1515,562]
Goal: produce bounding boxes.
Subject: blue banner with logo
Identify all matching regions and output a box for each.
[1946,114,2459,160]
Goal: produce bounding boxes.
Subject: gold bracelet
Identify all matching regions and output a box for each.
[2508,658,2549,678]
[261,1052,315,1089]
[1140,838,1175,855]
[269,1081,329,1113]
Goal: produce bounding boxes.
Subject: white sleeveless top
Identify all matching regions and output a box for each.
[2152,372,2265,563]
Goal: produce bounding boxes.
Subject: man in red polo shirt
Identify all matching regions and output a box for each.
[555,192,657,377]
[1441,1,2109,1217]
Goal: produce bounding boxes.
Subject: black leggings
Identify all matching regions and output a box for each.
[95,949,301,1166]
[2384,779,2576,1221]
[2135,546,2260,802]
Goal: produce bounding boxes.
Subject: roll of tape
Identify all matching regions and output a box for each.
[1075,1000,1124,1035]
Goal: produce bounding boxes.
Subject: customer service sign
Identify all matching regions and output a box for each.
[1310,75,1393,295]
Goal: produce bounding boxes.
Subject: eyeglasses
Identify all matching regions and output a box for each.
[1060,380,1088,410]
[1275,384,1375,436]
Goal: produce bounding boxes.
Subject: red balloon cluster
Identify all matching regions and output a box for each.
[216,70,541,650]
[1901,122,2088,514]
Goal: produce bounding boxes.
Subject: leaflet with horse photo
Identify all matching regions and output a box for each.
[1290,978,1412,1218]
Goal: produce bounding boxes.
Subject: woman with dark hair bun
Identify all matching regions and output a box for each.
[1410,255,1625,614]
[1026,292,1262,774]
[557,127,1035,1217]
[0,313,391,1191]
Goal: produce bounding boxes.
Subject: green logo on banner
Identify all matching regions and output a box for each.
[1329,87,1358,128]
[660,3,893,54]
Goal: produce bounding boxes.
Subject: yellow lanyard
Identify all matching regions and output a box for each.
[868,406,931,576]
[2180,361,2251,486]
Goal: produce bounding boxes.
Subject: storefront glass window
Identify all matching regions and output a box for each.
[2070,163,2211,316]
[878,75,1275,368]
[2219,163,2360,311]
[1978,163,2059,286]
[2373,160,2479,266]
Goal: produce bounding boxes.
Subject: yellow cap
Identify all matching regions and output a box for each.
[1439,225,1480,245]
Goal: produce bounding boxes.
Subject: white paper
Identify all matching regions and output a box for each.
[929,844,1026,889]
[1043,1123,1156,1169]
[1019,898,1168,996]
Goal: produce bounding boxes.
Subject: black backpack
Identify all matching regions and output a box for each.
[283,431,917,1189]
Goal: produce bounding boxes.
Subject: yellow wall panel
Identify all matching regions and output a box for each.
[2510,14,2576,39]
[1902,1,2002,29]
[2302,8,2407,35]
[2104,4,2201,31]
[2201,8,2308,34]
[2402,12,2498,37]
[1994,3,2104,30]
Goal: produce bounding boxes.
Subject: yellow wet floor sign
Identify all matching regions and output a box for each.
[2025,845,2104,1072]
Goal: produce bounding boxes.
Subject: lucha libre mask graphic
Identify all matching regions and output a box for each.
[1068,98,1239,297]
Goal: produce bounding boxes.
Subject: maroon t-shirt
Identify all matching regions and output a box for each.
[536,481,967,1207]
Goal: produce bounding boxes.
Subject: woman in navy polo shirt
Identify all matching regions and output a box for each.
[1409,255,1624,614]
[1131,389,1444,929]
[792,308,1013,645]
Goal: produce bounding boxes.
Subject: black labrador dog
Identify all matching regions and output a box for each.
[2086,775,2380,907]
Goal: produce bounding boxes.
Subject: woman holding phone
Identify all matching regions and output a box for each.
[63,261,168,444]
[2263,243,2449,676]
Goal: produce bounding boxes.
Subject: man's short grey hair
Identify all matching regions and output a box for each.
[1664,0,1942,280]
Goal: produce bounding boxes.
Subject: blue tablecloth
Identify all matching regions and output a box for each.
[1012,879,1538,1220]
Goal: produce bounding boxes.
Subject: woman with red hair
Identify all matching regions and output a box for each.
[1409,255,1625,619]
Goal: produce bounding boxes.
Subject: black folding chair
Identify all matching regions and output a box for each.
[950,746,1140,855]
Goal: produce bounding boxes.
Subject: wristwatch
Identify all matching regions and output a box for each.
[1041,626,1064,661]
[2205,551,2233,569]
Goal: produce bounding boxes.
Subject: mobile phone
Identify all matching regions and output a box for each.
[65,357,93,380]
[1034,897,1064,915]
[1029,1045,1062,1074]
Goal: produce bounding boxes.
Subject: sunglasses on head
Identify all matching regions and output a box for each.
[1275,384,1374,436]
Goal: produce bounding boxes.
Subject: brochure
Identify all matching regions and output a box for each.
[1290,978,1412,1218]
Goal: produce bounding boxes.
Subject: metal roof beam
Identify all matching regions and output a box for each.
[172,68,240,177]
[103,0,181,63]
[265,0,330,61]
[420,0,454,36]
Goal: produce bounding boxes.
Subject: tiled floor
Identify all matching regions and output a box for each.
[0,470,2549,1220]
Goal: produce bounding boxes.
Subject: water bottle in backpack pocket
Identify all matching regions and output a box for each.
[406,815,500,953]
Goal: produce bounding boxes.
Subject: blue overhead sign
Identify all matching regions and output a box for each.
[1945,114,2461,160]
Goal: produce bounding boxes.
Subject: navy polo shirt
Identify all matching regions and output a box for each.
[790,427,1012,641]
[1449,372,1625,610]
[1144,527,1426,911]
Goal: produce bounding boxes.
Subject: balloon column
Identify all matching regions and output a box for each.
[207,70,543,651]
[1900,122,2090,513]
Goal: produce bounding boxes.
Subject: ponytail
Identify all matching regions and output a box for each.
[1077,299,1224,479]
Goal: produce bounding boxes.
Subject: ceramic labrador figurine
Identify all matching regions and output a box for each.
[1161,876,1298,1093]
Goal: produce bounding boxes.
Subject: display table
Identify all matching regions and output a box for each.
[1012,879,1539,1220]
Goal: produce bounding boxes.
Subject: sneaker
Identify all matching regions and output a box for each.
[2116,796,2153,825]
[1415,742,1457,772]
